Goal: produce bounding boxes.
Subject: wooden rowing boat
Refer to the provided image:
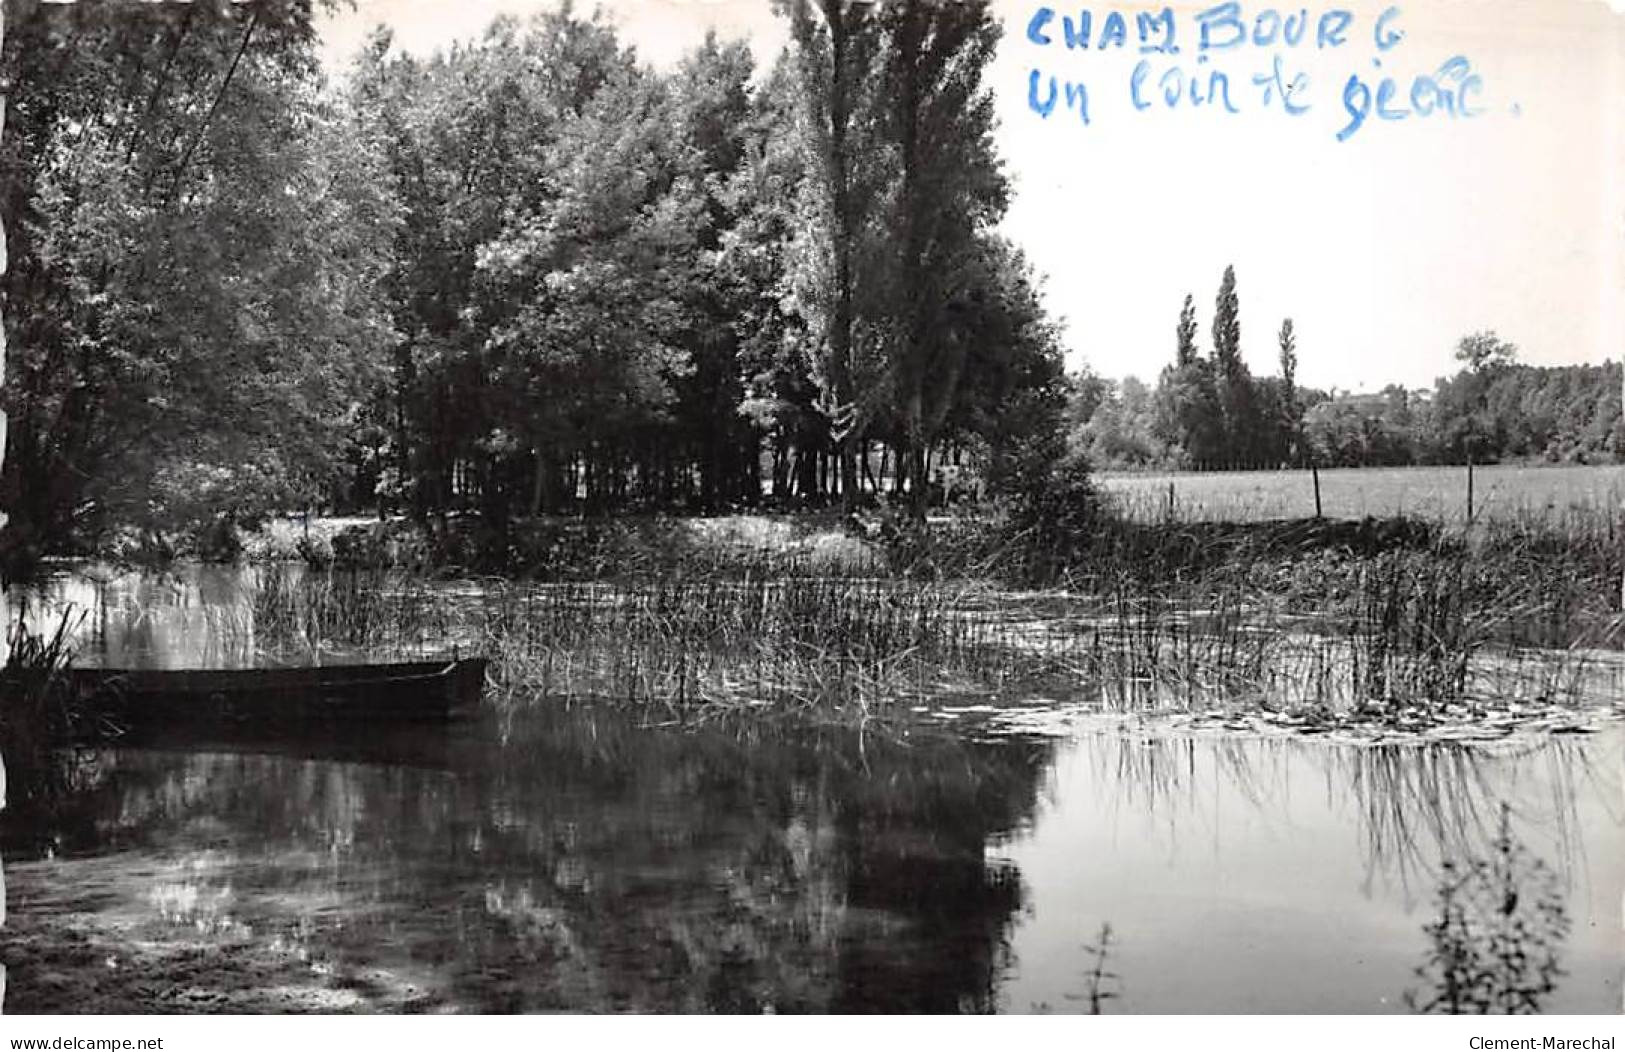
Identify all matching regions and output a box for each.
[69,657,487,727]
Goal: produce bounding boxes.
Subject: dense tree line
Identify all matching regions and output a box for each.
[0,0,1067,564]
[352,0,1062,532]
[1069,266,1310,472]
[1298,360,1624,469]
[0,0,393,563]
[1070,270,1624,472]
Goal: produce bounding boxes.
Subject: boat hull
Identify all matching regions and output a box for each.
[70,658,487,728]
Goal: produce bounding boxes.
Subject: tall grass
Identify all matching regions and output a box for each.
[1,608,121,802]
[208,498,1624,726]
[479,576,1004,713]
[230,554,1610,727]
[248,564,465,659]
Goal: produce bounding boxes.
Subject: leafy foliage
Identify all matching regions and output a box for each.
[1071,268,1621,472]
[1,0,394,566]
[1408,807,1570,1015]
[4,0,1076,564]
[340,0,1065,527]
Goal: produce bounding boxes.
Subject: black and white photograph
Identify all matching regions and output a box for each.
[0,0,1621,1023]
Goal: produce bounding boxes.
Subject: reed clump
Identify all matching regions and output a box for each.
[478,575,1009,712]
[218,494,1620,729]
[237,547,1610,725]
[248,564,464,659]
[1,610,122,802]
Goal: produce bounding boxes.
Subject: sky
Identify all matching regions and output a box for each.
[316,0,1625,394]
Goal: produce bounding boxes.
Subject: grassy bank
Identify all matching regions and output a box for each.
[17,471,1622,737]
[233,498,1624,734]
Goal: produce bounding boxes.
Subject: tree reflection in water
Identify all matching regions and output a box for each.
[0,710,1052,1013]
[1068,731,1603,899]
[0,713,1617,1013]
[1000,728,1616,1013]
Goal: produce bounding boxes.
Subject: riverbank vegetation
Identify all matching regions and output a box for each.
[225,493,1623,736]
[0,610,116,803]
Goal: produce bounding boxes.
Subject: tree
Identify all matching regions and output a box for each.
[665,35,763,510]
[1077,377,1164,468]
[1454,331,1518,374]
[1452,331,1518,468]
[1278,317,1301,464]
[1209,264,1254,466]
[353,9,634,525]
[473,60,702,520]
[1154,358,1224,469]
[1212,266,1242,382]
[1154,290,1222,469]
[1304,389,1418,468]
[1,0,392,563]
[877,0,1006,519]
[726,52,824,502]
[957,247,1071,522]
[1175,294,1198,368]
[779,0,892,510]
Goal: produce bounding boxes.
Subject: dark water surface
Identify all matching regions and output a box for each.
[2,713,1619,1014]
[2,568,1620,1013]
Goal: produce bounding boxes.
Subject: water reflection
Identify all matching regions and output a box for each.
[0,707,1617,1014]
[996,729,1621,1013]
[1407,806,1572,1014]
[14,568,262,669]
[11,566,464,670]
[1,711,1050,1013]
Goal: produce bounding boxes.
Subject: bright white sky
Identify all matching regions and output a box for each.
[317,0,1625,394]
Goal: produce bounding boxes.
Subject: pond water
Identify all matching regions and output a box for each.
[7,565,457,670]
[1,569,1620,1013]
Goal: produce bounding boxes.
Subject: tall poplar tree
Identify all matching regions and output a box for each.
[1176,294,1198,368]
[780,0,890,509]
[1278,317,1300,462]
[1210,264,1252,466]
[880,0,1006,519]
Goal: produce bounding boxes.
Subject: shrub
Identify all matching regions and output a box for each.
[995,444,1109,584]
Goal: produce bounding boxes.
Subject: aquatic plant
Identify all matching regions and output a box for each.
[0,607,121,802]
[248,564,462,659]
[213,493,1618,726]
[1407,806,1570,1014]
[477,575,999,713]
[1080,923,1119,1015]
[229,547,1605,724]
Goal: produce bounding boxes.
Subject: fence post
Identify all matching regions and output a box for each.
[1311,462,1322,519]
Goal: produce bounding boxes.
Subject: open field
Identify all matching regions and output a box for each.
[1098,464,1625,523]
